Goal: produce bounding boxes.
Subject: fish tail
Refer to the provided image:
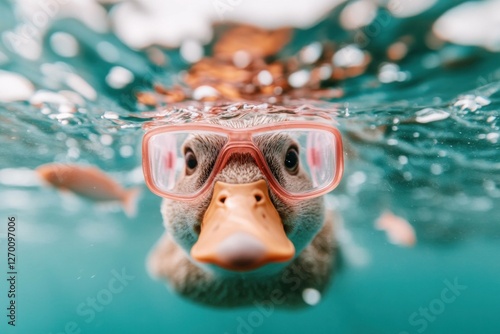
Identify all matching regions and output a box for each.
[123,188,141,218]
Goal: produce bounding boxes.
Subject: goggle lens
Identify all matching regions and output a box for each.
[148,131,228,194]
[146,127,340,199]
[252,129,338,194]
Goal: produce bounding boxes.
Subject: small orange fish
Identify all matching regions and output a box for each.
[36,163,140,217]
[375,211,416,247]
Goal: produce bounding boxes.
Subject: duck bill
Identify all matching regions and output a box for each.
[190,180,295,272]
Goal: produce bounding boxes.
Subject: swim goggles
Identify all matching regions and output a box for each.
[142,121,343,201]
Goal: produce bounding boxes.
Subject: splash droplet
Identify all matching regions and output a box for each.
[257,70,273,86]
[299,42,323,64]
[180,39,204,63]
[0,71,35,102]
[50,32,79,58]
[100,134,113,146]
[415,108,450,123]
[106,66,134,89]
[288,70,310,88]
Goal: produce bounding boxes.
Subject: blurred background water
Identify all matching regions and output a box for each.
[0,0,499,333]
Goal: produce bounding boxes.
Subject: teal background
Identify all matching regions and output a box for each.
[0,0,499,333]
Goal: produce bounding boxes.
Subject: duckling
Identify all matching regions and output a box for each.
[147,115,338,307]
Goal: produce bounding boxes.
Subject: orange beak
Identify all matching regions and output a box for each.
[190,180,295,271]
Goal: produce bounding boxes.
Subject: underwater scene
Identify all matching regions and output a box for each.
[0,0,499,333]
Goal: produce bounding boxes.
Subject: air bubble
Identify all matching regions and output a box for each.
[106,66,134,89]
[180,39,204,63]
[333,45,365,67]
[193,86,219,100]
[299,42,323,64]
[288,70,310,88]
[233,51,251,68]
[100,134,113,146]
[120,145,134,158]
[398,156,408,165]
[302,288,321,306]
[257,70,273,86]
[430,163,443,175]
[486,132,499,143]
[68,147,80,159]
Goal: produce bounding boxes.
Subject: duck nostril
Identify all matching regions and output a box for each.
[218,196,227,204]
[193,224,201,235]
[254,194,262,203]
[283,224,292,235]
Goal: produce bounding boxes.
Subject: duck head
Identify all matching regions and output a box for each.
[157,117,327,276]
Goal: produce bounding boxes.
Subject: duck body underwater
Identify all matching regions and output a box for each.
[143,108,344,307]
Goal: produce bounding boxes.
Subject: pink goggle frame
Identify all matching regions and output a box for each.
[142,121,344,202]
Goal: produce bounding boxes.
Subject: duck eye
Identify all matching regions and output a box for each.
[184,148,198,174]
[284,147,299,173]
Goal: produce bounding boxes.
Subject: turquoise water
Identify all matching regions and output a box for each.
[1,0,499,333]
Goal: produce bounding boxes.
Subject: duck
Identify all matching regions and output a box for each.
[147,114,339,307]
